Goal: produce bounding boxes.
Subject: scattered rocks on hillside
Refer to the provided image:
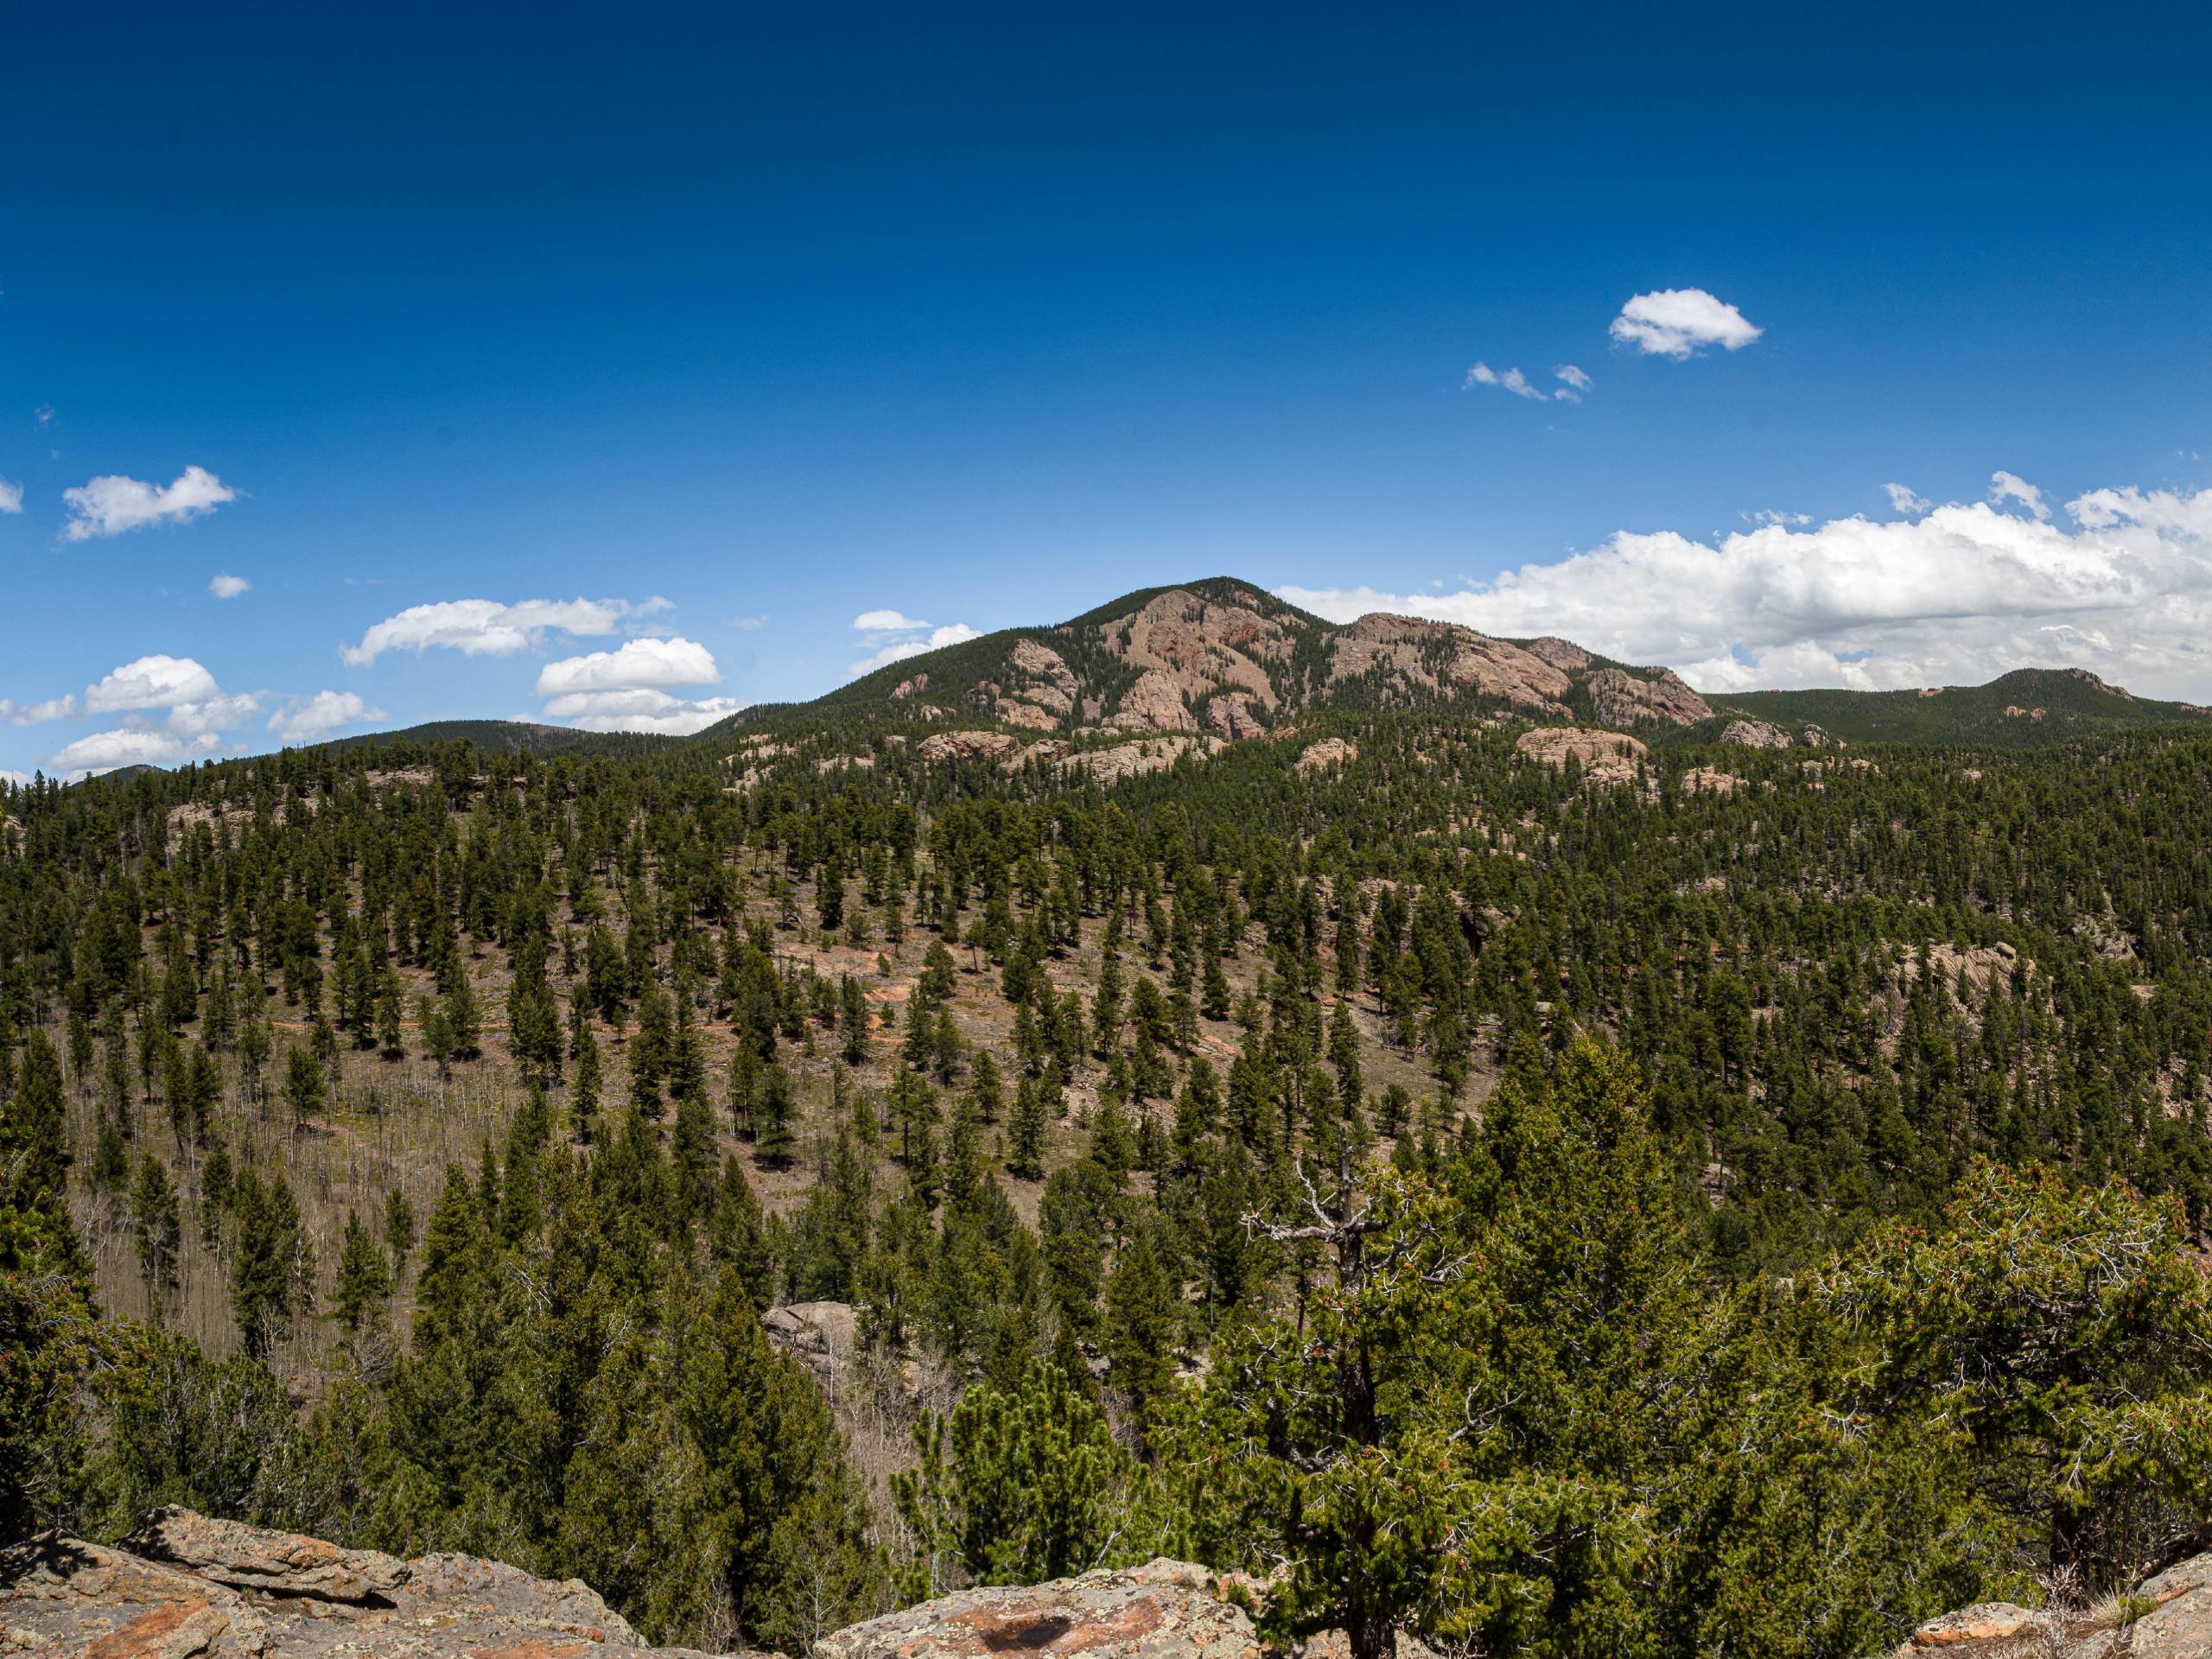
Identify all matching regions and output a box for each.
[1678,766,1743,796]
[0,1509,728,1657]
[2004,705,2047,721]
[1586,667,1713,728]
[891,671,930,700]
[1515,727,1648,785]
[1296,737,1358,772]
[916,731,1021,763]
[817,1560,1258,1659]
[1719,718,1795,749]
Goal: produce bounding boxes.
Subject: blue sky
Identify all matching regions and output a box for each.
[4,1,2211,776]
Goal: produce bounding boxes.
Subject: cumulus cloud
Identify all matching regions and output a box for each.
[1609,288,1763,358]
[209,573,251,599]
[543,689,747,735]
[522,632,740,734]
[1277,480,2212,701]
[41,654,262,777]
[1884,483,1932,516]
[848,618,981,678]
[535,635,719,696]
[340,596,662,665]
[0,480,21,514]
[45,728,222,777]
[268,690,385,744]
[61,465,236,540]
[1990,470,2052,521]
[0,769,29,787]
[85,654,222,714]
[0,695,76,726]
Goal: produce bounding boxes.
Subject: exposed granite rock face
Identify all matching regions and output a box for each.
[816,1560,1257,1659]
[1106,668,1202,734]
[1524,636,1591,672]
[1326,615,1572,714]
[916,731,1021,763]
[1514,726,1649,785]
[0,1511,737,1657]
[1204,693,1265,740]
[1678,766,1742,796]
[1296,737,1357,772]
[1719,717,1794,749]
[1586,667,1713,728]
[1064,737,1224,785]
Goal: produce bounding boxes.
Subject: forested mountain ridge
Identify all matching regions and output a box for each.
[10,618,2212,1656]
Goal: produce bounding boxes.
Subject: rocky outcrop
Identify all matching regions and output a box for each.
[1326,615,1572,714]
[1107,668,1203,734]
[1064,736,1224,785]
[1897,1547,2212,1656]
[917,731,1021,763]
[1719,718,1794,749]
[1296,737,1357,772]
[1204,693,1265,740]
[892,672,930,700]
[817,1560,1257,1659]
[1678,766,1743,796]
[764,1300,857,1394]
[1515,727,1648,786]
[0,1509,717,1657]
[1525,636,1590,672]
[1586,667,1713,728]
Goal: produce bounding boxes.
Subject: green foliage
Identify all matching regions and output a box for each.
[894,1357,1143,1599]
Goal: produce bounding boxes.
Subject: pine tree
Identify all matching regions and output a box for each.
[334,1209,392,1331]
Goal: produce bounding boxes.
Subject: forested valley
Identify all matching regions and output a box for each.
[10,703,2212,1657]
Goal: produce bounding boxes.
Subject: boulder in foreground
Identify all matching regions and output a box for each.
[816,1560,1257,1659]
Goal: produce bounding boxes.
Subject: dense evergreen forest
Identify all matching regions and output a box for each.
[8,707,2212,1656]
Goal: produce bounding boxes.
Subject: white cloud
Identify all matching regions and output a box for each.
[849,621,980,678]
[524,633,738,734]
[340,596,649,665]
[729,614,768,630]
[1277,480,2212,702]
[45,728,220,778]
[535,635,719,696]
[1609,288,1763,358]
[0,769,29,787]
[1884,483,1932,516]
[854,608,929,632]
[1555,364,1592,392]
[1990,470,2052,521]
[85,654,222,714]
[61,465,236,540]
[268,690,385,743]
[0,480,21,514]
[34,406,54,429]
[209,572,251,599]
[0,695,76,726]
[1463,362,1545,400]
[1745,509,1811,527]
[543,689,747,735]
